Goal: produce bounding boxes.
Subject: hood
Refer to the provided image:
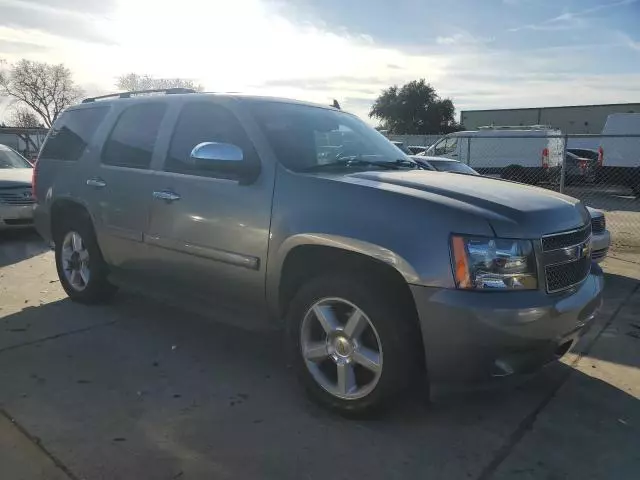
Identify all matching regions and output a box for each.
[334,170,590,238]
[0,168,33,188]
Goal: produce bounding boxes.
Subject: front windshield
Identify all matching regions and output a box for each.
[249,101,410,171]
[430,160,478,175]
[0,147,32,169]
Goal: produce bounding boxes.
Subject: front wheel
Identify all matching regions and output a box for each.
[287,274,422,416]
[54,219,117,304]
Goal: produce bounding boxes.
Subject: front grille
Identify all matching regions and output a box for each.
[545,255,591,293]
[591,216,606,234]
[542,225,591,251]
[0,187,35,206]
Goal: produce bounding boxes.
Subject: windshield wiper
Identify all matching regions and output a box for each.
[303,157,417,172]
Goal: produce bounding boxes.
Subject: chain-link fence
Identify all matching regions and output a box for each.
[424,132,640,259]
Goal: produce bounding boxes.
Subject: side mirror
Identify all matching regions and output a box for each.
[190,142,244,164]
[189,142,258,183]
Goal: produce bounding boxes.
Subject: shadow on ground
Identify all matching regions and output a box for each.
[0,270,638,479]
[0,230,49,268]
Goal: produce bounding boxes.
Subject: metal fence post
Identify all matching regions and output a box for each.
[559,133,568,193]
[467,135,471,166]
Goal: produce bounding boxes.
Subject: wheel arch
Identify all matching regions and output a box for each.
[50,197,96,241]
[269,234,420,321]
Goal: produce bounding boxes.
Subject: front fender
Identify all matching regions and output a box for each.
[265,233,420,319]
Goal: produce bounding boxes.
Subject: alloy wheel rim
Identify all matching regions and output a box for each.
[61,231,90,292]
[300,297,383,400]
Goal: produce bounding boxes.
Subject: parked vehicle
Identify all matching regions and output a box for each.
[567,148,599,162]
[598,113,640,196]
[407,145,426,155]
[564,151,596,184]
[586,207,610,263]
[0,144,35,230]
[410,155,479,175]
[425,125,564,185]
[34,90,603,415]
[391,140,412,155]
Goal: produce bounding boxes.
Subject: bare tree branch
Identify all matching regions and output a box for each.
[116,73,204,92]
[0,59,83,128]
[9,106,42,128]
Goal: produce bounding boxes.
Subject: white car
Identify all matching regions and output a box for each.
[0,144,35,230]
[586,206,609,263]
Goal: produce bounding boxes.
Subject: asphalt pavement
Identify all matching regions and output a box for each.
[0,230,639,480]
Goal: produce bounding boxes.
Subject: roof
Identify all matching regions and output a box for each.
[73,89,339,112]
[461,102,640,114]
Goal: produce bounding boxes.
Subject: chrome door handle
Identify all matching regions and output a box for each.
[86,178,107,188]
[153,190,181,202]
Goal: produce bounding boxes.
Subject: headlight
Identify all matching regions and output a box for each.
[451,235,537,290]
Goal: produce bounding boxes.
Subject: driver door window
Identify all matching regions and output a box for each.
[444,137,458,155]
[164,102,258,178]
[434,137,459,156]
[434,138,448,156]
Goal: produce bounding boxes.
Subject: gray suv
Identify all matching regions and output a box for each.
[33,90,603,415]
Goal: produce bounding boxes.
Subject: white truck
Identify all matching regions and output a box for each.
[424,125,564,184]
[598,113,640,196]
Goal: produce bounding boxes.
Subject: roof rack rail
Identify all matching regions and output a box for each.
[82,88,196,103]
[477,124,552,130]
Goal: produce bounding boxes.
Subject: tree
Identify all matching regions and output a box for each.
[369,79,461,134]
[0,59,83,128]
[10,106,42,128]
[116,73,204,92]
[6,106,43,152]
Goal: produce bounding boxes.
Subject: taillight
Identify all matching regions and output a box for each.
[541,147,549,169]
[31,162,38,201]
[598,146,604,167]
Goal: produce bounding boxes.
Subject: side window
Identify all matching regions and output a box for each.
[165,101,258,178]
[444,137,458,155]
[101,103,167,169]
[433,138,448,156]
[40,107,109,161]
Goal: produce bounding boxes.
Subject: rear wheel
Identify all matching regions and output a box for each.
[287,274,421,416]
[54,218,117,304]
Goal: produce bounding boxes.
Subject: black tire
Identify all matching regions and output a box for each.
[286,273,423,416]
[54,216,117,304]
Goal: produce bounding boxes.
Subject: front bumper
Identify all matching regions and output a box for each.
[0,204,35,230]
[591,230,610,263]
[411,265,604,387]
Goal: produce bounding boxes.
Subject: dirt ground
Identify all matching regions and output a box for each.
[0,230,639,480]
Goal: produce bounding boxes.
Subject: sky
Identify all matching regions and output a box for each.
[0,0,639,123]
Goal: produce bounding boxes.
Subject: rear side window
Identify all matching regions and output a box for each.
[102,103,167,169]
[40,107,109,161]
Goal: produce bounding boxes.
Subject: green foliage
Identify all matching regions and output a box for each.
[369,79,461,134]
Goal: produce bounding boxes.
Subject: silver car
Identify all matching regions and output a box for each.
[0,144,35,230]
[33,90,603,415]
[587,207,610,263]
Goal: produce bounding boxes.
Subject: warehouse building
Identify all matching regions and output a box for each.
[460,103,640,134]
